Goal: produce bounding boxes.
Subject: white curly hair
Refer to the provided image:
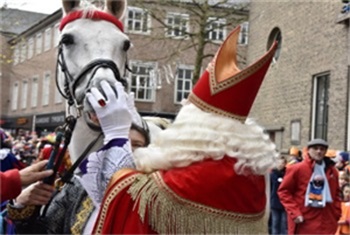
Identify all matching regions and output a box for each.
[134,102,278,175]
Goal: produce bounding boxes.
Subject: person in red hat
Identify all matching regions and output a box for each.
[86,26,278,235]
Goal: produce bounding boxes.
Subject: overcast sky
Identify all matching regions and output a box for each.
[0,0,61,14]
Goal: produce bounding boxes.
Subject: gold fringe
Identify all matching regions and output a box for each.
[128,172,267,234]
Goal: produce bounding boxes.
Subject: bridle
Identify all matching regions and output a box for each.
[49,11,131,185]
[55,42,128,115]
[55,9,129,117]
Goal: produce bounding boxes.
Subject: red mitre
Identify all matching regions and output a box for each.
[188,26,277,122]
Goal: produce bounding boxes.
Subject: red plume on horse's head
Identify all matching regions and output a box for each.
[188,26,277,122]
[60,0,127,32]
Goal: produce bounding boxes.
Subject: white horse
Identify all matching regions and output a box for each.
[56,0,130,171]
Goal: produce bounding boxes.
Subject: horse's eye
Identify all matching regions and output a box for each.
[123,40,131,51]
[61,34,75,46]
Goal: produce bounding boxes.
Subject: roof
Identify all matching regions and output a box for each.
[0,7,48,35]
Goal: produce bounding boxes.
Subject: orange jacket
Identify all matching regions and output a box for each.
[336,202,350,235]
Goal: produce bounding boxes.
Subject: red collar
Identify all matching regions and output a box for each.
[59,10,124,32]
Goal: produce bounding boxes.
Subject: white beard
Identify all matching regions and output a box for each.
[134,103,278,175]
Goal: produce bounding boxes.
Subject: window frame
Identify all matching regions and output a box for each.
[36,32,43,55]
[31,76,39,108]
[129,61,157,102]
[21,80,28,109]
[20,41,27,63]
[42,71,51,106]
[174,64,194,104]
[206,17,226,42]
[44,27,52,51]
[53,23,60,47]
[238,21,249,45]
[11,82,19,111]
[290,119,301,145]
[165,12,190,39]
[311,72,330,140]
[126,6,151,35]
[27,37,34,59]
[13,44,20,65]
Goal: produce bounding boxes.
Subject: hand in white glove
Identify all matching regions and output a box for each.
[126,92,143,127]
[86,80,132,144]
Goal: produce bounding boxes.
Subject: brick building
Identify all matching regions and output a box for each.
[0,1,249,137]
[247,1,349,151]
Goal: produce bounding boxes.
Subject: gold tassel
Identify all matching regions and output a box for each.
[128,172,267,234]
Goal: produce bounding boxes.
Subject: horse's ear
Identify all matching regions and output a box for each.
[105,0,127,20]
[62,0,81,16]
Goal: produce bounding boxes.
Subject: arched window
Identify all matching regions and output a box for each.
[267,27,282,63]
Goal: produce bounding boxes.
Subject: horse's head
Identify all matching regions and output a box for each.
[56,0,130,164]
[57,0,130,124]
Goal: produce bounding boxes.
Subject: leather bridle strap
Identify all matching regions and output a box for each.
[60,132,103,184]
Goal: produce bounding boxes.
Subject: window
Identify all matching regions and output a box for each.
[42,72,51,106]
[11,82,19,110]
[265,128,284,151]
[129,61,156,101]
[53,23,60,47]
[44,27,52,51]
[21,80,28,109]
[206,17,226,42]
[238,22,249,45]
[267,27,282,63]
[175,65,193,103]
[31,77,38,107]
[291,120,301,145]
[311,73,329,140]
[27,38,34,59]
[13,45,20,65]
[20,41,27,63]
[36,33,42,55]
[54,86,62,104]
[127,7,150,34]
[165,13,189,38]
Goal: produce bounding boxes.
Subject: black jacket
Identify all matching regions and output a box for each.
[270,168,286,210]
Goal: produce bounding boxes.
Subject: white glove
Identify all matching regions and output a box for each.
[86,80,132,144]
[126,92,143,127]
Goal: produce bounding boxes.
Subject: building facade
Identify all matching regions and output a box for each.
[248,0,349,151]
[0,1,249,137]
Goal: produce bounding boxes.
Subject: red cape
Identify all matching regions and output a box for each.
[93,156,267,234]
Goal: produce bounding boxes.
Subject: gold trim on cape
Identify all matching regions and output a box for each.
[94,173,140,234]
[128,171,267,234]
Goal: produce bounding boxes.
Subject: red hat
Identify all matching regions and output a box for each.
[188,26,277,122]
